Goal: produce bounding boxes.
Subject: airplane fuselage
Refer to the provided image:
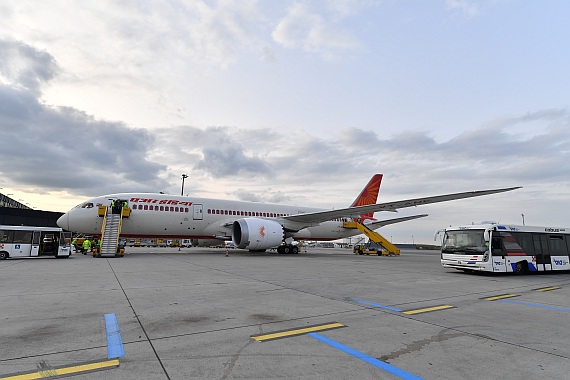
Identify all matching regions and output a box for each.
[57,193,359,242]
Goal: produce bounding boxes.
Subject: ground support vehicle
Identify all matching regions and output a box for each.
[353,241,397,256]
[440,223,570,274]
[0,225,72,259]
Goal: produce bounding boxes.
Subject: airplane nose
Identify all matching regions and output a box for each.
[57,213,69,230]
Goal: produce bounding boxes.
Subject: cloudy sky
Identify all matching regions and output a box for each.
[1,0,569,244]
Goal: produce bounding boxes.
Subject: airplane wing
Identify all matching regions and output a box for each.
[280,186,521,230]
[365,214,429,229]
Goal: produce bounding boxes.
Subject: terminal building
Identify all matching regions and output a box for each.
[0,193,63,227]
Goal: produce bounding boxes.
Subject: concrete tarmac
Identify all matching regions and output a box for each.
[1,247,569,379]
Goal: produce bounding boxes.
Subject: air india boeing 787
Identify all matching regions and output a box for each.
[57,174,520,253]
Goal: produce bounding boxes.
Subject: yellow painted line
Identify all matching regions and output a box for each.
[251,322,345,342]
[402,305,454,315]
[0,359,119,380]
[535,286,560,292]
[483,294,519,301]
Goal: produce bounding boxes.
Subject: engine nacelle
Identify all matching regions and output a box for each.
[232,218,284,250]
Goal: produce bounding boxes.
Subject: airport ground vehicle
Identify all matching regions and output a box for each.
[440,224,570,273]
[353,241,397,256]
[0,225,72,259]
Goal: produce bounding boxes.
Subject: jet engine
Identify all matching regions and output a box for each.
[232,218,284,250]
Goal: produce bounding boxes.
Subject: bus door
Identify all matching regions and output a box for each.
[490,236,507,272]
[533,234,551,271]
[30,231,41,256]
[193,204,203,220]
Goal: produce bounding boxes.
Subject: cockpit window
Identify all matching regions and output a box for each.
[78,202,94,209]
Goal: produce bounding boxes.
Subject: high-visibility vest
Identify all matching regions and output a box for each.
[83,240,91,250]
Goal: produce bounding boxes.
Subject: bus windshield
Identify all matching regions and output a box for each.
[442,229,487,254]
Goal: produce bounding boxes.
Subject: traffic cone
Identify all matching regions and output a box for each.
[225,250,229,257]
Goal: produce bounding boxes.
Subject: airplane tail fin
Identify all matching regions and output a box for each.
[350,174,383,222]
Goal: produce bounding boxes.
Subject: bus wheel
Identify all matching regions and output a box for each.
[0,251,7,260]
[514,261,527,274]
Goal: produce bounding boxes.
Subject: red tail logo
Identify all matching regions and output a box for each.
[350,174,383,222]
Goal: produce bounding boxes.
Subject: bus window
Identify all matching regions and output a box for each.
[512,232,535,256]
[13,230,33,243]
[548,235,568,256]
[0,230,14,243]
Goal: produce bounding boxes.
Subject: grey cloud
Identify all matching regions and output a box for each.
[151,115,568,202]
[0,40,166,197]
[0,39,59,94]
[0,88,166,194]
[195,146,271,177]
[231,188,292,204]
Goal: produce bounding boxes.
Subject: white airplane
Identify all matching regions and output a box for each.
[57,174,520,253]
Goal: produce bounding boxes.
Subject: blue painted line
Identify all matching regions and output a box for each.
[308,333,424,380]
[348,298,402,312]
[499,299,570,312]
[104,313,125,358]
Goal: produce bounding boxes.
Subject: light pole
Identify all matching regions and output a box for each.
[181,174,188,196]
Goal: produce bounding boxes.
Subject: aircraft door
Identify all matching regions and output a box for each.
[193,204,203,220]
[31,231,41,256]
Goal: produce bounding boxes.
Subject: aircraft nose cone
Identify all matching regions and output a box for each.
[57,213,69,230]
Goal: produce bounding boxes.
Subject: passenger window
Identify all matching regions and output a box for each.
[13,230,33,243]
[0,230,14,243]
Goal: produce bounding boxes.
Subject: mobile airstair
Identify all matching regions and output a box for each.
[97,205,130,257]
[343,221,400,256]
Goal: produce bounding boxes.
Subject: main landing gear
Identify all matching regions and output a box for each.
[277,244,299,254]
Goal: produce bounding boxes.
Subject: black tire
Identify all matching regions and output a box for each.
[292,246,299,254]
[358,250,363,255]
[514,261,527,274]
[0,251,8,260]
[283,246,291,254]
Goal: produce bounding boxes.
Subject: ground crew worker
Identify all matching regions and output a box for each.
[111,200,117,214]
[71,238,77,253]
[82,238,91,255]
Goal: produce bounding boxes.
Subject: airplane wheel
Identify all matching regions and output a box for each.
[292,246,299,254]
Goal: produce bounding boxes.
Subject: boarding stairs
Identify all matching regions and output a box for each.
[98,206,130,257]
[343,221,400,256]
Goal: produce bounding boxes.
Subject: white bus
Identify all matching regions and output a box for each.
[439,224,570,274]
[0,225,72,260]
